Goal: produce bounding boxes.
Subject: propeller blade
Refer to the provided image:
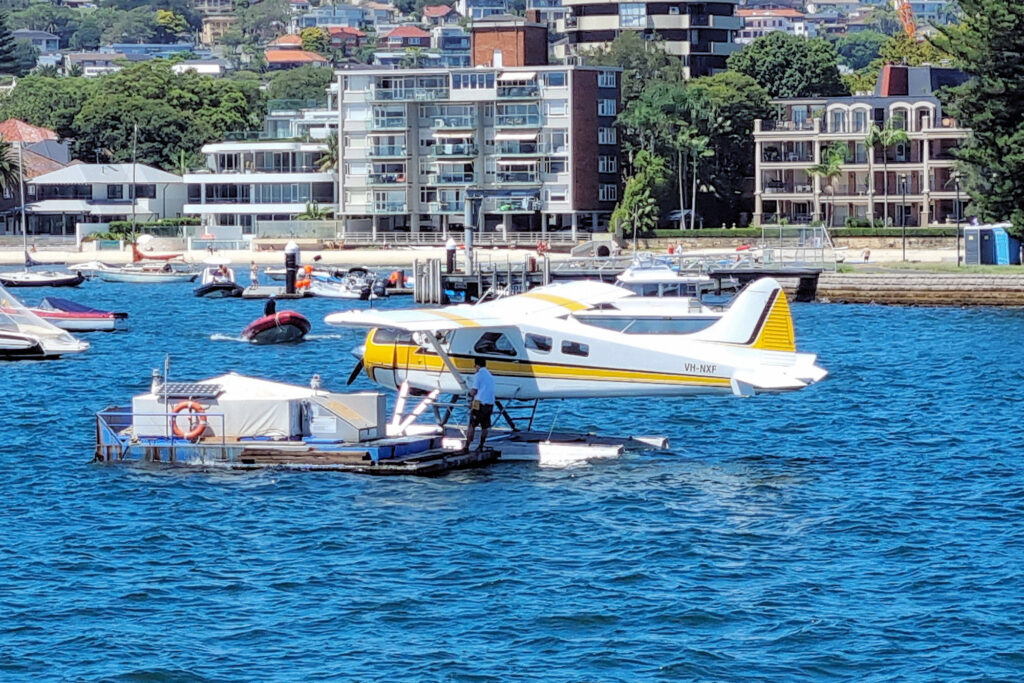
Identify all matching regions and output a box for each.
[347,359,364,385]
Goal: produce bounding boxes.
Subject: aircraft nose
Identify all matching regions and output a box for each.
[350,344,365,360]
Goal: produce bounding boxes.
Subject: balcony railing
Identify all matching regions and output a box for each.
[428,200,466,214]
[496,171,539,184]
[484,197,541,212]
[759,120,816,133]
[369,117,408,130]
[430,115,476,129]
[431,143,478,157]
[496,143,543,156]
[495,114,542,128]
[497,84,539,99]
[427,172,475,185]
[369,201,408,214]
[373,87,450,102]
[761,151,813,163]
[368,146,408,157]
[367,172,408,185]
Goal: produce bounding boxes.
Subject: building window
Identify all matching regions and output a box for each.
[599,184,617,201]
[598,99,617,117]
[546,99,568,117]
[598,127,616,145]
[619,3,646,27]
[599,155,617,173]
[598,71,616,88]
[545,159,566,174]
[542,71,567,87]
[106,185,123,200]
[130,184,156,199]
[545,185,567,202]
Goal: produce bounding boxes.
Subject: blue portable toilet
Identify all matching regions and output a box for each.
[964,227,981,265]
[990,224,1021,265]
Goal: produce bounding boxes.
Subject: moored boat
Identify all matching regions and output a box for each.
[0,269,86,288]
[31,297,128,332]
[0,284,89,359]
[78,261,197,284]
[194,258,244,298]
[241,310,311,344]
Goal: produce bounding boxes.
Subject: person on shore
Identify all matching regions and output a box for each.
[250,261,259,287]
[463,357,495,453]
[862,248,871,263]
[445,236,457,274]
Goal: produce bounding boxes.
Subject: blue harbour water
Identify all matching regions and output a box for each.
[2,281,1024,681]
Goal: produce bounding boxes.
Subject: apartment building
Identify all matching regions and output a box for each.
[183,102,338,238]
[752,65,971,228]
[557,0,741,78]
[334,64,622,236]
[736,7,816,44]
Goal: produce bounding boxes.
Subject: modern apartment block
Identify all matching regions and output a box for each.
[557,0,741,78]
[752,65,971,228]
[736,7,815,44]
[183,101,338,238]
[334,64,622,236]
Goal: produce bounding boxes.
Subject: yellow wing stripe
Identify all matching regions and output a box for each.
[431,310,481,327]
[751,291,796,352]
[520,291,589,311]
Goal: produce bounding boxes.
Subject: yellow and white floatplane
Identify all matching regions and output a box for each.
[324,278,827,464]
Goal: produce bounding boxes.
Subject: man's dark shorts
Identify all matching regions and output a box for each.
[470,403,493,429]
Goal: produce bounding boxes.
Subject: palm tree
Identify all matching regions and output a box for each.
[0,139,19,198]
[675,131,713,230]
[298,201,332,220]
[808,142,849,227]
[318,132,339,173]
[865,121,910,227]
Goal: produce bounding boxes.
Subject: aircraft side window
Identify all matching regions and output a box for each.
[473,331,517,356]
[525,333,552,352]
[561,340,589,357]
[372,328,413,344]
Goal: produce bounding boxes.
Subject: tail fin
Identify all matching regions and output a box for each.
[692,278,796,352]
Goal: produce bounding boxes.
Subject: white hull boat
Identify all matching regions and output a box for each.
[78,261,197,284]
[0,285,89,359]
[0,269,85,288]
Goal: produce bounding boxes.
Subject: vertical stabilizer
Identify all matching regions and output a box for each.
[691,278,796,352]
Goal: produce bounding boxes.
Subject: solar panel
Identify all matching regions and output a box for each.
[160,382,223,399]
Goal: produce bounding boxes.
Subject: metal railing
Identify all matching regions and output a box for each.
[495,114,542,128]
[427,172,475,185]
[368,146,408,157]
[497,85,539,98]
[95,409,228,463]
[431,143,478,157]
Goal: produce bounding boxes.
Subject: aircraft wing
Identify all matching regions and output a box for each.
[325,280,632,332]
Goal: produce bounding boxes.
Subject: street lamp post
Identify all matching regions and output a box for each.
[954,173,962,267]
[899,173,908,262]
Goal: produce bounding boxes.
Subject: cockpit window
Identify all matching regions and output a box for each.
[474,331,517,356]
[372,328,413,344]
[525,333,552,352]
[561,340,589,357]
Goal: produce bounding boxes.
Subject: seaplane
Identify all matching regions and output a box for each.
[323,278,826,462]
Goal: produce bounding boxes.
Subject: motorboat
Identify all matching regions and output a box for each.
[0,284,89,359]
[570,295,725,335]
[241,310,311,344]
[0,269,86,288]
[30,297,127,332]
[194,257,243,298]
[78,261,197,284]
[308,267,378,300]
[615,253,737,299]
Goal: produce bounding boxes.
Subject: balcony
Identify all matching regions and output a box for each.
[428,200,466,214]
[430,115,476,129]
[367,172,408,185]
[496,142,543,156]
[495,114,542,128]
[368,146,408,158]
[368,201,408,214]
[761,150,813,163]
[497,84,539,99]
[427,172,475,185]
[431,143,478,157]
[757,120,818,133]
[369,117,408,130]
[485,197,541,213]
[373,87,450,102]
[496,171,539,184]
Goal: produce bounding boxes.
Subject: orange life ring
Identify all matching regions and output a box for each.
[171,400,207,441]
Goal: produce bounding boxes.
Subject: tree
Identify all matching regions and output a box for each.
[807,142,850,227]
[0,139,20,200]
[0,11,20,75]
[833,30,888,71]
[0,74,95,139]
[300,27,330,56]
[298,201,332,219]
[318,132,338,172]
[154,9,189,43]
[935,1,1024,233]
[675,129,714,230]
[612,150,668,241]
[727,32,847,99]
[586,32,683,103]
[102,8,155,44]
[9,39,37,77]
[266,64,332,102]
[867,3,903,36]
[865,122,910,227]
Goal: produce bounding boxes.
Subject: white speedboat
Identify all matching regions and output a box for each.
[308,267,377,300]
[615,253,736,298]
[0,284,90,359]
[30,297,127,332]
[194,257,243,298]
[78,261,197,284]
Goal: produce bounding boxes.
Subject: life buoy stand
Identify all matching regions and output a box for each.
[171,400,207,441]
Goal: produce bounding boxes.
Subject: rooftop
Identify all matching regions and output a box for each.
[264,49,330,64]
[385,25,431,39]
[737,8,806,18]
[30,163,182,185]
[0,119,59,143]
[423,4,457,17]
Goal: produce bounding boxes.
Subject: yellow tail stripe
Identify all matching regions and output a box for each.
[752,292,796,352]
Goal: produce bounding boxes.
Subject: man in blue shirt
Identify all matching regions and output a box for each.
[464,357,495,453]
